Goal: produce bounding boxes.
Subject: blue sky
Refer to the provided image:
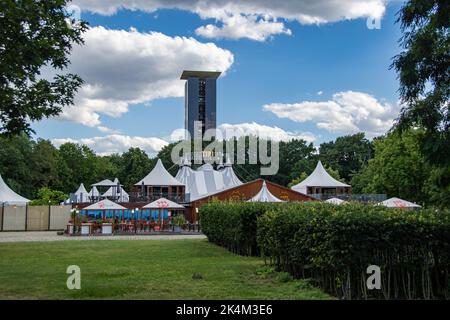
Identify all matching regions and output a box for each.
[33,0,405,155]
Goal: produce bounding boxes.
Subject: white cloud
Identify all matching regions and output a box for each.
[58,26,234,127]
[217,122,316,142]
[52,134,168,156]
[72,0,387,41]
[317,91,323,96]
[263,91,399,138]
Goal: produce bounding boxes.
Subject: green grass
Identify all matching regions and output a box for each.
[0,239,331,300]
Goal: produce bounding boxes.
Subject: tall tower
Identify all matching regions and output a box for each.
[181,70,221,139]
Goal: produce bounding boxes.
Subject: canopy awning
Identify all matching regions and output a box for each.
[83,199,127,210]
[135,159,184,186]
[143,197,185,209]
[92,179,116,187]
[325,197,347,205]
[248,181,284,202]
[0,173,30,205]
[378,197,421,208]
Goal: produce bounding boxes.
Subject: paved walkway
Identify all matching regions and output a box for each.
[0,231,206,243]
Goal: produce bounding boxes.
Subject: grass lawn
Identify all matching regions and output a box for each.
[0,239,331,300]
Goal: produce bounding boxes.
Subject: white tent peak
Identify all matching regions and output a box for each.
[325,197,347,205]
[92,179,115,187]
[0,173,30,205]
[378,197,421,208]
[175,161,242,201]
[135,159,183,186]
[143,197,185,209]
[248,181,284,202]
[84,199,127,210]
[291,161,350,193]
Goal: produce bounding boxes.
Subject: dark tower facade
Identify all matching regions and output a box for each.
[181,70,221,139]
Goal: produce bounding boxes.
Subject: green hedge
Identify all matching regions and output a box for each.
[199,200,283,256]
[257,202,450,299]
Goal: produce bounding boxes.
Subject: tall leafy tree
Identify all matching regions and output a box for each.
[391,0,449,166]
[0,0,87,135]
[119,148,155,191]
[351,130,430,204]
[30,139,60,190]
[319,133,373,182]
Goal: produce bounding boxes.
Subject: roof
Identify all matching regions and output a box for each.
[291,161,350,192]
[0,173,30,205]
[180,70,221,80]
[175,162,242,201]
[325,197,347,205]
[135,159,184,186]
[378,197,421,208]
[143,197,185,209]
[74,183,89,203]
[84,199,127,210]
[248,181,284,202]
[88,186,100,196]
[92,179,116,187]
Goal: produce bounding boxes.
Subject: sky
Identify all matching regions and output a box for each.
[32,0,406,156]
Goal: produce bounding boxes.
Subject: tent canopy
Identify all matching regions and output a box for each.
[92,179,116,187]
[84,199,127,210]
[135,159,184,186]
[175,160,242,201]
[248,181,284,202]
[291,161,350,193]
[378,197,421,208]
[143,197,185,209]
[0,173,30,205]
[325,197,347,205]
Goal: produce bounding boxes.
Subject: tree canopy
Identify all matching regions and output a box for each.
[0,0,87,136]
[392,0,449,166]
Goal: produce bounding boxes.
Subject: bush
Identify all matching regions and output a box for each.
[257,202,450,299]
[199,200,283,256]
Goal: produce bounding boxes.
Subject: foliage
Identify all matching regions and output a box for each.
[172,214,187,226]
[319,133,373,182]
[29,187,67,205]
[0,0,88,135]
[351,129,449,207]
[391,0,449,167]
[257,202,450,299]
[200,200,284,256]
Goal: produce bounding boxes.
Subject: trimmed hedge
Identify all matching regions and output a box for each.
[200,200,283,256]
[257,202,450,299]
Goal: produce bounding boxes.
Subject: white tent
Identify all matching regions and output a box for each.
[135,159,183,186]
[83,199,127,211]
[378,197,421,209]
[92,179,116,187]
[102,178,129,202]
[143,197,185,209]
[0,173,30,205]
[88,186,100,198]
[325,197,347,205]
[248,181,284,202]
[175,160,242,201]
[74,183,89,203]
[291,161,350,194]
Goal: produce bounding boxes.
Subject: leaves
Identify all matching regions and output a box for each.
[0,0,88,135]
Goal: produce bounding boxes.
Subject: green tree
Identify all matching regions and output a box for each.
[119,148,155,191]
[30,187,67,205]
[0,134,35,198]
[0,0,88,136]
[351,130,430,204]
[30,139,60,190]
[391,0,449,166]
[319,133,373,182]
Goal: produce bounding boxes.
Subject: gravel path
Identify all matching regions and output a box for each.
[0,231,206,243]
